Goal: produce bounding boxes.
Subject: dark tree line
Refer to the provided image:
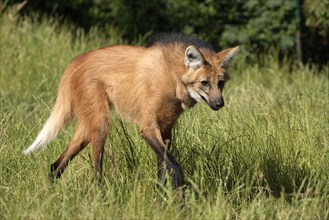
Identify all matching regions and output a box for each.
[8,0,329,64]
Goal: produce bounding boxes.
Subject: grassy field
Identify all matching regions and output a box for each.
[1,7,329,219]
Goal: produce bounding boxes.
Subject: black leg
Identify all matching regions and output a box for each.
[143,134,184,189]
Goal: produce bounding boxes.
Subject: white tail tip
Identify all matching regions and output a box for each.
[23,148,33,155]
[23,137,44,155]
[23,122,58,155]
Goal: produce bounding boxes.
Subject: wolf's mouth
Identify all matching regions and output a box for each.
[199,94,223,111]
[199,94,215,110]
[199,94,209,104]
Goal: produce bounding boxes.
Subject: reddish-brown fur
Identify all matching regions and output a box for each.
[25,36,239,190]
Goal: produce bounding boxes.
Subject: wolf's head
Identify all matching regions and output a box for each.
[182,45,239,110]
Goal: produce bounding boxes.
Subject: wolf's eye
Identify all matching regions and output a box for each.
[201,80,209,86]
[218,80,225,89]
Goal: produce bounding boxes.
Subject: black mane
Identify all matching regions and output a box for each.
[146,33,215,51]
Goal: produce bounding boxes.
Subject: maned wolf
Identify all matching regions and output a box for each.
[24,33,239,190]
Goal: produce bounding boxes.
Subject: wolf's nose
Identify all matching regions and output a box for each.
[215,98,224,109]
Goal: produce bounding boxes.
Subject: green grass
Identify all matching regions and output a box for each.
[1,7,329,219]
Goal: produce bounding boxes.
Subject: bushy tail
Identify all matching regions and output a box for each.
[23,83,72,155]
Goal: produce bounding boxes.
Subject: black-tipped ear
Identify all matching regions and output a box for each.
[185,46,205,70]
[218,46,240,68]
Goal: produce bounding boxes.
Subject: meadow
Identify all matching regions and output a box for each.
[1,8,329,219]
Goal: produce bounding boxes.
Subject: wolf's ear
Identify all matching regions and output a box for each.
[185,46,205,70]
[218,46,240,68]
